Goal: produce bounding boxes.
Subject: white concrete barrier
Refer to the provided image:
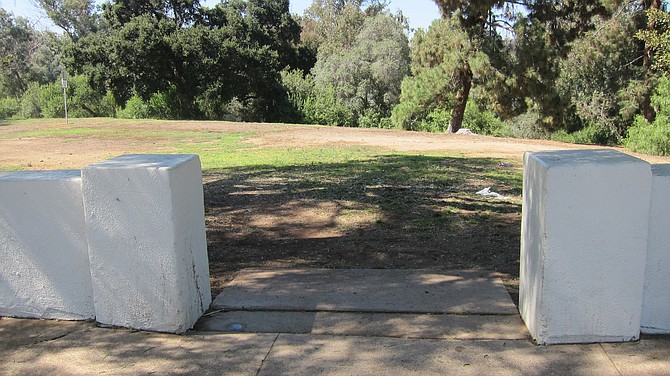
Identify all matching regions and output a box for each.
[520,150,651,344]
[82,154,211,333]
[641,164,670,334]
[0,170,95,320]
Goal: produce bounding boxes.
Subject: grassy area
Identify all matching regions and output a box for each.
[203,153,521,238]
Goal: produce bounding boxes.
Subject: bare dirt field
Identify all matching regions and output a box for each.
[3,118,666,169]
[3,119,667,304]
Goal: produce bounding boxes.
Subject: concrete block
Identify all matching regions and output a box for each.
[520,150,651,344]
[82,154,211,333]
[641,164,670,334]
[0,170,94,320]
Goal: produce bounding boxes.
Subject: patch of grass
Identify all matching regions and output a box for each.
[0,164,31,171]
[177,143,380,170]
[205,154,522,236]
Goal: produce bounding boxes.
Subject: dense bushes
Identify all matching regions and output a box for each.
[625,76,670,155]
[0,74,116,120]
[0,97,20,119]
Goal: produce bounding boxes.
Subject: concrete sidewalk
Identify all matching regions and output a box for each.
[1,317,669,375]
[2,269,669,375]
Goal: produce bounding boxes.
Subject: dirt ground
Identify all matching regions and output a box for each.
[3,119,668,304]
[3,119,666,169]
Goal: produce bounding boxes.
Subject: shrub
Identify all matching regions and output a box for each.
[303,85,355,126]
[498,111,550,139]
[0,97,21,119]
[40,82,65,118]
[625,114,670,155]
[118,94,150,119]
[19,83,44,118]
[358,109,392,129]
[463,101,504,136]
[148,88,180,119]
[551,124,617,145]
[418,108,451,133]
[625,75,670,155]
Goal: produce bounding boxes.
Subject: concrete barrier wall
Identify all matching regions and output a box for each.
[0,171,95,320]
[521,150,652,345]
[0,155,211,334]
[642,164,670,334]
[83,154,211,334]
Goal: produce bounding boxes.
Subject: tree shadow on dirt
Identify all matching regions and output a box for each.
[203,154,522,302]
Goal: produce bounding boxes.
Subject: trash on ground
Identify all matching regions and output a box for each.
[455,128,475,135]
[476,187,506,199]
[498,162,511,168]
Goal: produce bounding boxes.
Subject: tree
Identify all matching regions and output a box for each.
[301,0,387,51]
[63,0,302,121]
[392,17,490,132]
[37,0,98,39]
[311,12,409,125]
[431,0,520,132]
[102,0,201,27]
[638,7,670,72]
[0,10,59,99]
[557,7,645,141]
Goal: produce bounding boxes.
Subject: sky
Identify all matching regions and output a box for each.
[1,0,440,33]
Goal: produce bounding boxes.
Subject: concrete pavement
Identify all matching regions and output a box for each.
[2,269,669,375]
[2,317,670,375]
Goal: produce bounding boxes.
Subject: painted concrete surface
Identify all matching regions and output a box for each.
[0,170,94,320]
[82,154,211,333]
[520,150,651,344]
[212,269,517,315]
[196,311,529,340]
[642,164,670,334]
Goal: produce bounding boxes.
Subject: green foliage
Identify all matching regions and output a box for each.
[557,8,644,141]
[118,94,150,119]
[550,125,617,145]
[310,9,409,127]
[0,96,20,119]
[462,100,504,136]
[147,88,180,120]
[497,111,550,139]
[0,10,60,99]
[281,68,314,121]
[391,17,489,132]
[14,74,117,119]
[65,0,303,121]
[40,81,66,118]
[357,108,391,129]
[37,0,98,39]
[303,85,355,126]
[637,8,670,73]
[64,74,116,117]
[19,83,44,119]
[625,75,670,155]
[625,114,670,155]
[419,108,451,133]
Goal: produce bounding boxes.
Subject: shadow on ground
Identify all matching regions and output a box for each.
[203,154,522,302]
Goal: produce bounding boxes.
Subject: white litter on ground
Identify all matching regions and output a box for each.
[455,128,475,135]
[476,187,506,199]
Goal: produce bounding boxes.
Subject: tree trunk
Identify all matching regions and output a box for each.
[447,62,473,133]
[642,0,662,122]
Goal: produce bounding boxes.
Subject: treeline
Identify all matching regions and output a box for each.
[2,1,670,153]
